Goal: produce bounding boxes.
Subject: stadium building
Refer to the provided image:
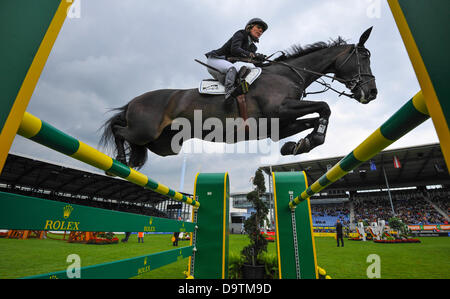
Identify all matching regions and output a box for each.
[1,143,448,237]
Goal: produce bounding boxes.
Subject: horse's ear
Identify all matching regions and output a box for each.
[358,27,373,47]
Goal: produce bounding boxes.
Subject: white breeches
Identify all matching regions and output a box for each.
[206,57,255,82]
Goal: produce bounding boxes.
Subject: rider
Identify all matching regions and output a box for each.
[204,18,268,103]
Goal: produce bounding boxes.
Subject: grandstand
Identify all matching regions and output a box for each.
[311,202,350,227]
[260,143,449,232]
[0,152,193,222]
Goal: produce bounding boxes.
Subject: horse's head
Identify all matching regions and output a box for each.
[335,27,377,104]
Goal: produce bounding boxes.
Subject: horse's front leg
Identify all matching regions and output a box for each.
[279,98,331,156]
[278,117,320,140]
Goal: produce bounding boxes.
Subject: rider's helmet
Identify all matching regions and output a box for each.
[245,18,268,32]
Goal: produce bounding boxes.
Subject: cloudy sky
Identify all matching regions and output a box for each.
[11,0,438,194]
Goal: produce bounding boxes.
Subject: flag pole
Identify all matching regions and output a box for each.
[382,166,396,216]
[269,165,274,230]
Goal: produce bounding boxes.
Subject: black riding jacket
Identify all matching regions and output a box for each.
[205,29,257,59]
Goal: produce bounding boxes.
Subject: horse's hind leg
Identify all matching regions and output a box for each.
[112,125,128,164]
[112,123,157,169]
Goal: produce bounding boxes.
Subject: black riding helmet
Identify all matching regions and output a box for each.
[245,18,268,32]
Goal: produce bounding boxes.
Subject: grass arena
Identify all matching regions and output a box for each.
[0,234,448,279]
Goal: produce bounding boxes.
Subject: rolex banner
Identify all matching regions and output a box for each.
[0,191,195,233]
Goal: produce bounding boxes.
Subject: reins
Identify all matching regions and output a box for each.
[238,44,375,100]
[265,57,355,99]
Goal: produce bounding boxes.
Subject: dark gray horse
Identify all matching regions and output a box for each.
[100,28,377,169]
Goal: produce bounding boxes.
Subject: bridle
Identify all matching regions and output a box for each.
[263,45,376,100]
[336,45,376,92]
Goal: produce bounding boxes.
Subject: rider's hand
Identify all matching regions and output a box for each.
[249,53,256,59]
[254,53,266,61]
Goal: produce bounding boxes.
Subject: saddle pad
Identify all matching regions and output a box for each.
[198,67,262,95]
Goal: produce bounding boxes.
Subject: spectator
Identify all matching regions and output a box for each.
[352,190,448,225]
[336,219,344,247]
[138,232,144,243]
[173,232,180,246]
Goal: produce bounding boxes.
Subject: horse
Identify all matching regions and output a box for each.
[100,28,377,169]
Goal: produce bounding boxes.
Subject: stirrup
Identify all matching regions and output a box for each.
[230,80,249,98]
[238,66,251,79]
[240,80,249,94]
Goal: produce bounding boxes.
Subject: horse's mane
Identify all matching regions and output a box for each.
[274,36,348,61]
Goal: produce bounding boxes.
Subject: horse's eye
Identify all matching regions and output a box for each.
[360,50,370,58]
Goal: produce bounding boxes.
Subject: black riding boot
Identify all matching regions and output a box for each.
[237,66,250,94]
[238,66,250,79]
[224,67,238,104]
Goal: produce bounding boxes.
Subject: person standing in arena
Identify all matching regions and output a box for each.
[138,232,144,243]
[336,219,344,247]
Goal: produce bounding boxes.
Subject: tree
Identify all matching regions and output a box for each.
[241,169,268,266]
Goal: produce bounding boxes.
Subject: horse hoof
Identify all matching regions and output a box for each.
[293,138,311,155]
[280,142,296,156]
[115,156,127,165]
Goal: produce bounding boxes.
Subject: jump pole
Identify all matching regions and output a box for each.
[388,0,450,168]
[289,90,429,208]
[0,0,71,173]
[17,112,200,208]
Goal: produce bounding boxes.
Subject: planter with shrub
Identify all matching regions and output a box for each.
[240,169,269,279]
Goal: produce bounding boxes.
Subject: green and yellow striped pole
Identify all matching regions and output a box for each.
[0,0,71,173]
[289,91,429,208]
[388,0,450,169]
[18,112,200,208]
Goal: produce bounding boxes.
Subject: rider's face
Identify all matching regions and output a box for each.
[249,24,264,40]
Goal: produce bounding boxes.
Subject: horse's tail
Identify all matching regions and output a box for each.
[99,104,148,170]
[99,104,128,153]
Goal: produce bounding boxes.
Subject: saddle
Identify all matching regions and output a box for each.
[198,67,262,95]
[199,67,262,121]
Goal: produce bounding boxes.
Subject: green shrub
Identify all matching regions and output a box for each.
[228,252,244,279]
[259,252,279,279]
